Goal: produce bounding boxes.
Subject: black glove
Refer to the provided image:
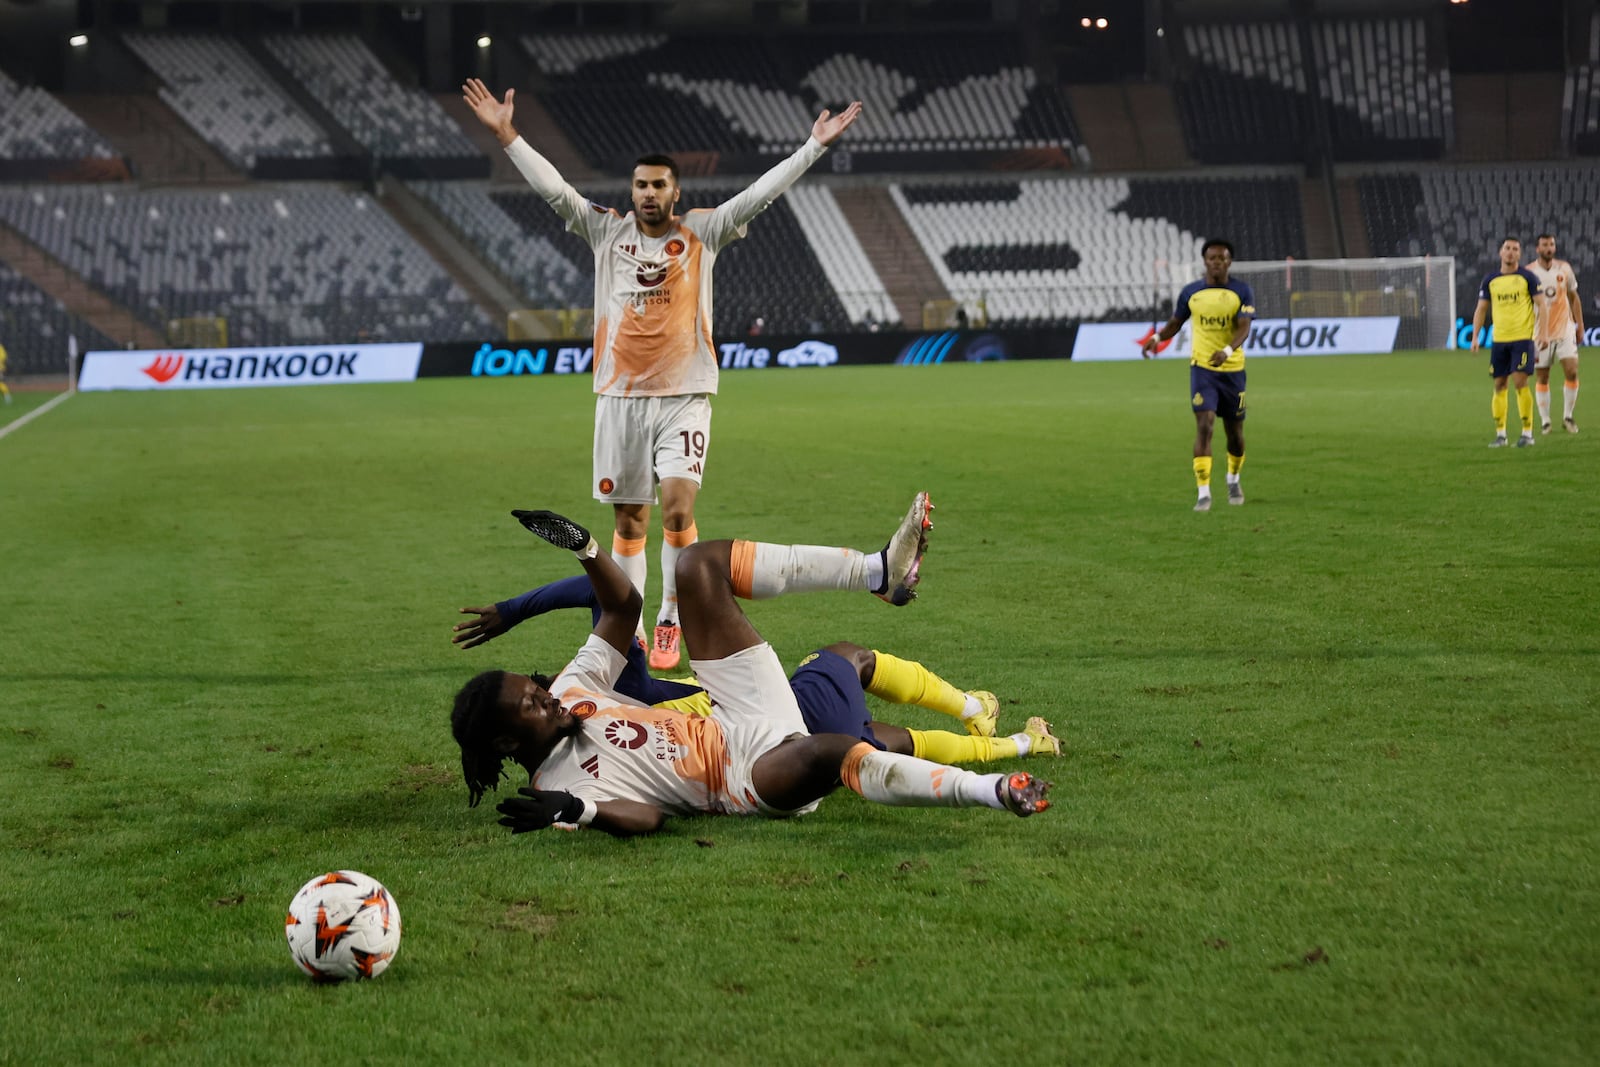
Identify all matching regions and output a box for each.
[496,788,588,833]
[511,510,593,552]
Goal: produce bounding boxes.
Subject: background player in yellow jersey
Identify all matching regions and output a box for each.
[1470,237,1546,448]
[1526,234,1583,434]
[0,340,11,405]
[1141,239,1255,511]
[463,78,862,672]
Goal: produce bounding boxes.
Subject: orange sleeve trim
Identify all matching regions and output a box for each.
[664,523,699,548]
[612,533,647,557]
[840,741,875,796]
[729,539,757,600]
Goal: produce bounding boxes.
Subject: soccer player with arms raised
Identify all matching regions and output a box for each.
[1471,237,1546,448]
[463,77,862,672]
[1526,233,1583,434]
[1141,239,1255,511]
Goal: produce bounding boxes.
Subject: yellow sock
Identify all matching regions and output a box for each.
[1193,456,1212,488]
[1516,386,1534,434]
[1491,390,1508,433]
[1227,452,1244,476]
[910,729,1020,765]
[867,651,967,719]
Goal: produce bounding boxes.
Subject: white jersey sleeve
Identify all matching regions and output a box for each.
[504,137,617,248]
[689,137,829,253]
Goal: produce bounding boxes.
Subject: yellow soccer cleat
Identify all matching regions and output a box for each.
[964,690,1000,737]
[1023,716,1062,757]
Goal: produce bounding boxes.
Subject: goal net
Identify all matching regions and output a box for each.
[1215,256,1455,352]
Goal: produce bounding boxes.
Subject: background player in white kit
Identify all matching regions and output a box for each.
[1526,234,1583,433]
[463,77,863,671]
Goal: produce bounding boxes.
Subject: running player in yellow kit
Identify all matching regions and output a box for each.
[1142,239,1256,511]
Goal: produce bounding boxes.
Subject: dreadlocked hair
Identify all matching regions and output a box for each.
[451,670,509,808]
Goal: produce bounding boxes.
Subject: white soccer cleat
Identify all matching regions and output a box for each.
[875,492,932,606]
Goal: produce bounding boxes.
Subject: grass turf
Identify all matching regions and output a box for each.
[2,352,1597,1065]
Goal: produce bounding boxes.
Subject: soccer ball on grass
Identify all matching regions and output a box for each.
[285,870,402,982]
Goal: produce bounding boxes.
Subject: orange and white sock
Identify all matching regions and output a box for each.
[658,523,697,625]
[1565,378,1579,421]
[612,533,648,604]
[841,743,1007,809]
[728,539,874,600]
[1536,382,1552,425]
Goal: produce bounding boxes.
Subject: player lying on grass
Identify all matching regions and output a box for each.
[452,574,1062,763]
[449,494,1052,837]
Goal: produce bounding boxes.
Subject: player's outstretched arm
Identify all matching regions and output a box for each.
[496,788,665,837]
[811,101,863,147]
[462,78,519,147]
[453,575,601,650]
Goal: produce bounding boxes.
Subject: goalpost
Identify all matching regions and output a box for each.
[1221,256,1456,353]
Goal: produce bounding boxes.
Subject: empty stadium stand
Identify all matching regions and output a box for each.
[1565,13,1600,154]
[0,69,118,164]
[0,185,491,345]
[1176,17,1450,164]
[122,32,337,172]
[891,175,1305,326]
[0,259,117,376]
[263,34,484,175]
[522,30,1079,172]
[1358,164,1600,318]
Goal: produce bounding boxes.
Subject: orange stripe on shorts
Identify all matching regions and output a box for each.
[729,539,757,599]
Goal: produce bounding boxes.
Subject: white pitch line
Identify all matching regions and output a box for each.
[0,391,74,441]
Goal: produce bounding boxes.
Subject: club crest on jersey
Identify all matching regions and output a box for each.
[665,239,685,257]
[569,701,598,719]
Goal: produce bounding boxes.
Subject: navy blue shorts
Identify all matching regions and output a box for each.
[788,650,883,750]
[1191,365,1247,420]
[1489,340,1534,378]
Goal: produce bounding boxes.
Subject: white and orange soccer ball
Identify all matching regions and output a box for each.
[284,870,402,982]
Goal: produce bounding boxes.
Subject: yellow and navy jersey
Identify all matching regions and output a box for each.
[1478,268,1540,342]
[0,342,8,374]
[1172,278,1255,372]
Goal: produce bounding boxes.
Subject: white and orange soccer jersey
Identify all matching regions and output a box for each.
[1527,259,1580,344]
[505,136,827,398]
[532,636,753,816]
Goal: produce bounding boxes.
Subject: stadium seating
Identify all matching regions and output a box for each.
[522,31,1079,169]
[1308,18,1450,159]
[1564,13,1600,154]
[0,185,490,345]
[890,176,1305,326]
[409,180,589,307]
[262,35,480,164]
[122,32,336,170]
[1358,165,1600,318]
[0,260,117,375]
[1175,18,1449,163]
[779,185,899,326]
[0,70,117,162]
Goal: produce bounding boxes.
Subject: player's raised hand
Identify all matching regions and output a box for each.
[452,604,510,649]
[463,78,517,144]
[812,101,863,146]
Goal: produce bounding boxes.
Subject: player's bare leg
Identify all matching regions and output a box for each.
[652,477,699,670]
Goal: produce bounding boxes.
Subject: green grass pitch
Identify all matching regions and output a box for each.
[2,352,1597,1065]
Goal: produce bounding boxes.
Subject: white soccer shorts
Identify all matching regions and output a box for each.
[689,642,820,818]
[1537,337,1580,369]
[592,393,712,504]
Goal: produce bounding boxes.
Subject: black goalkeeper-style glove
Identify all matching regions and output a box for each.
[512,510,594,553]
[496,788,590,833]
